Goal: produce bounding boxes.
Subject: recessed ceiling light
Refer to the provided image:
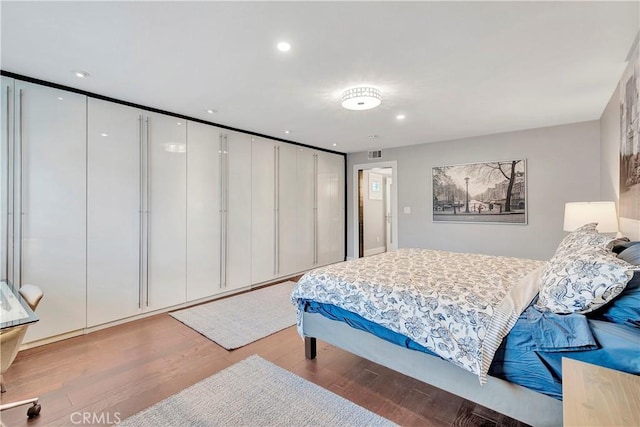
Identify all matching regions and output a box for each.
[333,143,337,147]
[101,133,108,137]
[74,70,90,78]
[177,122,182,125]
[284,130,290,134]
[207,109,217,114]
[277,41,291,52]
[57,97,64,101]
[341,86,382,111]
[396,114,406,120]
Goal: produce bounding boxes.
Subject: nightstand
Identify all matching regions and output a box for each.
[562,357,640,426]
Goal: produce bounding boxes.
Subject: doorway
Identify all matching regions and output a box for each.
[352,161,397,259]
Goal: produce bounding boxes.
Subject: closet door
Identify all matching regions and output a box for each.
[317,152,345,266]
[251,138,276,284]
[17,82,87,342]
[224,131,251,291]
[277,143,298,276]
[296,148,316,271]
[145,113,187,310]
[186,121,221,301]
[87,99,142,326]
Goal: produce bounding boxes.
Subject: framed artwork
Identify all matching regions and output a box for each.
[619,45,639,221]
[432,160,527,224]
[369,172,383,200]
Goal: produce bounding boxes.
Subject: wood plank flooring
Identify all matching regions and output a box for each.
[0,304,529,427]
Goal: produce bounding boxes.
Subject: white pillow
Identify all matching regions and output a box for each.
[537,245,638,314]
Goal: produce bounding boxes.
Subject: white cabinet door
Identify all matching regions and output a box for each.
[224,131,251,291]
[278,143,298,276]
[87,99,142,327]
[317,152,345,266]
[251,138,276,284]
[186,121,221,301]
[251,139,298,282]
[17,82,87,342]
[296,148,316,271]
[145,113,187,311]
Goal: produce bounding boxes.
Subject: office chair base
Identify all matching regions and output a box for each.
[0,397,41,419]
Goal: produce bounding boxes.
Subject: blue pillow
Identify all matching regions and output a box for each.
[589,271,640,328]
[617,244,640,265]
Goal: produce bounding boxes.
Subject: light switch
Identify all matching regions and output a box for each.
[403,207,411,214]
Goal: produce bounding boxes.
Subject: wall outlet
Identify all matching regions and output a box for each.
[403,207,411,214]
[376,236,380,242]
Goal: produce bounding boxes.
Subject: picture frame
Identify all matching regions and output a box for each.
[432,160,527,224]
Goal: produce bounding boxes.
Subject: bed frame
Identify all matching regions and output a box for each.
[302,311,563,427]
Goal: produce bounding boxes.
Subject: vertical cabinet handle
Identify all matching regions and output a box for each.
[138,115,143,308]
[145,117,150,307]
[18,89,23,286]
[218,134,224,289]
[313,154,318,265]
[222,135,228,288]
[276,146,280,275]
[4,85,10,282]
[273,145,277,275]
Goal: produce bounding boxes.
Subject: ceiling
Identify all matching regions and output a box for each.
[1,1,638,153]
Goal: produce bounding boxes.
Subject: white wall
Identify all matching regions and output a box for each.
[362,170,386,255]
[600,60,640,240]
[347,121,601,261]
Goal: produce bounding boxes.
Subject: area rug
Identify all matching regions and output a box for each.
[170,281,297,349]
[120,355,394,427]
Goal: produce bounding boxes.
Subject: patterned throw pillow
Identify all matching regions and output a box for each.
[537,246,638,314]
[555,223,614,255]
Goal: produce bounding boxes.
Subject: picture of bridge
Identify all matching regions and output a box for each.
[432,160,527,224]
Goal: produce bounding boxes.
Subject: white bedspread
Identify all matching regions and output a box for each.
[291,248,545,383]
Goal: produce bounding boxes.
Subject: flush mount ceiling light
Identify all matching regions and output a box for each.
[341,86,382,111]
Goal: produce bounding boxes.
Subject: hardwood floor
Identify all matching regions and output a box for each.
[0,309,529,427]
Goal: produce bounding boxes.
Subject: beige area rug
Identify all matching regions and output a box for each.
[170,281,297,349]
[120,355,395,427]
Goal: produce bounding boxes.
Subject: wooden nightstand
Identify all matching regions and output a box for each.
[562,357,640,426]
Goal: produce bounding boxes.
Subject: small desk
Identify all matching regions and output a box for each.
[563,357,640,427]
[0,281,38,330]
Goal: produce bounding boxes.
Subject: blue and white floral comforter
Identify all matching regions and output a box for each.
[291,248,545,383]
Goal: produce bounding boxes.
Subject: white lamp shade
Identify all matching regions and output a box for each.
[563,201,619,233]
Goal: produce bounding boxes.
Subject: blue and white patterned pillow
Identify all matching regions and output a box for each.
[555,223,614,255]
[537,245,638,314]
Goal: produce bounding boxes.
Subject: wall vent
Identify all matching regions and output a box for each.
[367,150,382,160]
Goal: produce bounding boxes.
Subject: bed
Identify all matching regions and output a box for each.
[291,228,640,427]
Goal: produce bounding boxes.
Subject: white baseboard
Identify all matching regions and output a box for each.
[364,246,386,257]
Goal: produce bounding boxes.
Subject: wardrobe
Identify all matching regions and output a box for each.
[0,76,345,344]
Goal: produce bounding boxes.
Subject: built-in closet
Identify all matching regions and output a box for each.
[2,78,87,342]
[86,100,188,328]
[1,75,345,345]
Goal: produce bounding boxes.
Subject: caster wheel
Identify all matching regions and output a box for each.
[27,403,41,419]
